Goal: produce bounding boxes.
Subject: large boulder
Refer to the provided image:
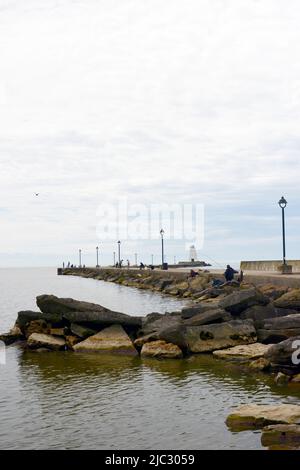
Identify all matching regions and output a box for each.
[183,308,232,326]
[259,284,289,301]
[141,340,183,359]
[184,320,257,353]
[274,289,300,310]
[264,336,300,373]
[140,312,182,336]
[239,304,281,328]
[27,333,66,351]
[219,288,269,315]
[226,404,300,431]
[181,302,221,320]
[213,343,272,361]
[73,324,138,356]
[36,295,142,328]
[257,314,300,343]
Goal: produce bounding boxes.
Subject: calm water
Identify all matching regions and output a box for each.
[0,268,299,450]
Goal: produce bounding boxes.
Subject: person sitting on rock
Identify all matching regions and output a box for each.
[188,269,198,279]
[224,265,238,282]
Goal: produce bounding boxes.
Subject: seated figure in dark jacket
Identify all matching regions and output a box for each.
[224,265,238,282]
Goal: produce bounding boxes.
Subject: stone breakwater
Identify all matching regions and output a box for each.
[2,275,300,448]
[61,267,217,300]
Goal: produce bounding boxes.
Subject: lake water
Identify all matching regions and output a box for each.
[0,268,299,450]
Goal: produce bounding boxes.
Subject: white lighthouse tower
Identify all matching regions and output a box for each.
[189,245,197,263]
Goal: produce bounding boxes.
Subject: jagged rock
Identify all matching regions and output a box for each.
[261,424,300,448]
[213,343,271,361]
[73,324,138,356]
[65,335,81,349]
[25,319,49,338]
[257,314,300,343]
[27,333,66,351]
[183,308,232,326]
[219,288,269,315]
[158,324,187,350]
[70,323,99,339]
[141,340,183,359]
[226,404,300,431]
[239,304,280,328]
[274,372,290,385]
[49,328,65,337]
[134,332,159,348]
[0,326,23,345]
[16,311,63,331]
[184,320,257,353]
[264,336,300,373]
[249,357,271,371]
[36,295,142,328]
[140,313,182,336]
[259,284,289,301]
[181,302,220,320]
[274,289,300,310]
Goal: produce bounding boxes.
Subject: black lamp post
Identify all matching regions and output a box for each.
[118,241,121,266]
[160,229,165,268]
[79,249,82,268]
[96,246,99,268]
[278,196,288,266]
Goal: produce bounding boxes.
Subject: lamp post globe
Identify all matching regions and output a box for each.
[96,246,99,268]
[117,241,121,265]
[160,229,165,268]
[278,196,288,266]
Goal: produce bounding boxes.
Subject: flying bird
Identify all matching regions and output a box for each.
[34,193,39,196]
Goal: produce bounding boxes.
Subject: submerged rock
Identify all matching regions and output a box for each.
[213,343,271,361]
[261,424,300,448]
[73,324,138,356]
[274,372,290,385]
[184,320,257,353]
[141,340,183,359]
[27,333,66,351]
[249,357,271,371]
[226,404,300,431]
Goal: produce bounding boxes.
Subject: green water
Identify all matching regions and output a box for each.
[0,268,299,449]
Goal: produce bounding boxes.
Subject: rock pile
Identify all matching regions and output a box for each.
[1,281,300,376]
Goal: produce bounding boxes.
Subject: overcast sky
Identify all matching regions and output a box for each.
[1,0,300,267]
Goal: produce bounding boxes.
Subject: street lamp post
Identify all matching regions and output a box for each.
[151,254,154,265]
[118,241,121,266]
[135,253,137,266]
[160,229,165,268]
[96,246,99,268]
[113,251,116,266]
[79,249,82,268]
[278,196,288,266]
